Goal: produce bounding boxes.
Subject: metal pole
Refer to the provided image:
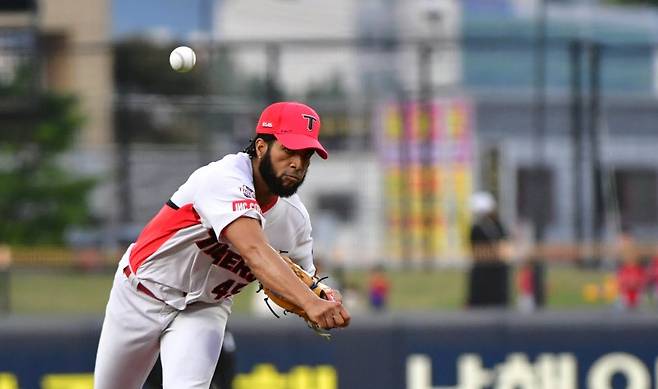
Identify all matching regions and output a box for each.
[530,0,548,309]
[397,89,410,264]
[198,0,214,165]
[570,40,584,249]
[418,43,432,262]
[116,117,133,225]
[0,247,10,314]
[533,0,547,170]
[588,43,603,249]
[265,44,281,104]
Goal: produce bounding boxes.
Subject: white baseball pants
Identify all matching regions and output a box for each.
[94,260,231,389]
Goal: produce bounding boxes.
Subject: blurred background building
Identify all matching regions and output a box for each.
[3,0,658,265]
[1,0,657,265]
[0,0,112,145]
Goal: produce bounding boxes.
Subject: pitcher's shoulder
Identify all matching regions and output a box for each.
[278,194,310,221]
[203,153,252,179]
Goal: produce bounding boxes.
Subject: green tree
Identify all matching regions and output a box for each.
[0,77,95,245]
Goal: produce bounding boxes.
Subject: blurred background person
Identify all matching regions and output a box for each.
[646,253,658,308]
[615,228,646,310]
[512,219,538,312]
[368,265,390,312]
[0,246,10,315]
[516,261,535,312]
[466,191,511,308]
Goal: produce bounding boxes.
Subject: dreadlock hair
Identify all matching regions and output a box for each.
[243,134,276,159]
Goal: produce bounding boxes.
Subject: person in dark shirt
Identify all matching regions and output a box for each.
[466,192,511,308]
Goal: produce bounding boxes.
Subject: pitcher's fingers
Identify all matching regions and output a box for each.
[338,306,351,327]
[331,313,345,327]
[314,317,327,330]
[323,314,336,330]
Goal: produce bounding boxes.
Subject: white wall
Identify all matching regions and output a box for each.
[298,151,384,268]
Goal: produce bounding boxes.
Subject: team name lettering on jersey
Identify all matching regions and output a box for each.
[232,199,261,212]
[195,231,257,300]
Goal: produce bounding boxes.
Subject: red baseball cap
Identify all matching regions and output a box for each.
[255,102,328,159]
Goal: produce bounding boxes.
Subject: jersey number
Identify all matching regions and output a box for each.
[212,280,247,300]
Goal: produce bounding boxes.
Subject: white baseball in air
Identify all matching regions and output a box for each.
[169,46,196,73]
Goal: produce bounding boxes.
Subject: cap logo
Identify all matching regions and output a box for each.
[261,122,273,128]
[302,114,317,132]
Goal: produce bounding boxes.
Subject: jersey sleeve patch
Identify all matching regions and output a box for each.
[231,199,261,212]
[194,170,265,240]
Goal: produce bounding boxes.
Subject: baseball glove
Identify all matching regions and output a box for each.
[260,255,334,339]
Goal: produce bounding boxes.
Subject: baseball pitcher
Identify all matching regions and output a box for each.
[93,102,351,389]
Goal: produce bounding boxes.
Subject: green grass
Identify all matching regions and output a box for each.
[1,266,614,315]
[7,271,114,315]
[546,266,612,308]
[341,269,467,311]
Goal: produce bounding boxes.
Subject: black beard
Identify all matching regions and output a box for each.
[259,148,305,197]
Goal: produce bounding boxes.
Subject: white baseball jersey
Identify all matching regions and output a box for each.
[126,152,315,310]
